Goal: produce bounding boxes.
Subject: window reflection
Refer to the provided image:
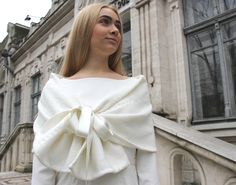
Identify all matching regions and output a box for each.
[14,86,21,125]
[184,0,236,121]
[121,11,132,76]
[184,0,218,26]
[189,29,224,119]
[0,94,4,136]
[222,19,236,40]
[222,20,236,110]
[184,0,236,26]
[31,74,41,121]
[189,28,217,51]
[219,0,236,11]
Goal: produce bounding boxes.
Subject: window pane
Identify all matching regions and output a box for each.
[122,12,132,76]
[32,96,40,120]
[219,0,236,12]
[32,75,40,94]
[14,104,20,125]
[222,19,236,114]
[184,0,218,26]
[222,19,236,40]
[224,40,236,107]
[189,28,217,51]
[191,46,224,119]
[14,86,21,125]
[0,95,4,135]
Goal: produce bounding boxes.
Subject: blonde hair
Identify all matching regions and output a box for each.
[59,3,126,77]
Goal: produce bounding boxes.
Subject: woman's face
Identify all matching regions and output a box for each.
[90,8,122,57]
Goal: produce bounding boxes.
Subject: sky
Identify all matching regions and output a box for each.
[0,0,51,41]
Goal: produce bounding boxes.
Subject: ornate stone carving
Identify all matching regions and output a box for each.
[75,0,96,11]
[14,72,22,87]
[168,0,179,12]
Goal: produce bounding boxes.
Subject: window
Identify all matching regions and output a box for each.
[0,94,4,135]
[121,11,132,76]
[31,73,41,121]
[14,86,21,125]
[184,0,236,123]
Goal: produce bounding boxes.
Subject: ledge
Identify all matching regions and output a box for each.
[153,114,236,172]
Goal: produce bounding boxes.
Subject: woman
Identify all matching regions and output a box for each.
[32,3,160,185]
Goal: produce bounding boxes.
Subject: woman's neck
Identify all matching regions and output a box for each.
[81,54,111,73]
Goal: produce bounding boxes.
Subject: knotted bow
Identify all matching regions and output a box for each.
[33,73,157,181]
[33,106,130,180]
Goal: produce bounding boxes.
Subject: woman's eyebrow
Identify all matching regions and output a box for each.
[99,15,121,24]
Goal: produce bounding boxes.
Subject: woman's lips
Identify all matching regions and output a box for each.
[105,37,118,44]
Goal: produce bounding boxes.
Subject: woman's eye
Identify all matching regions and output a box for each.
[100,18,111,25]
[115,24,121,31]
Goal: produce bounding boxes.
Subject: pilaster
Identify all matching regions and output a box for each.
[130,0,162,112]
[167,0,192,124]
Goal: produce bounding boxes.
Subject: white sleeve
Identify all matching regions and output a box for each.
[31,155,57,185]
[136,150,160,185]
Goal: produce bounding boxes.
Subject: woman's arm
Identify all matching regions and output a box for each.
[31,155,57,185]
[136,149,160,185]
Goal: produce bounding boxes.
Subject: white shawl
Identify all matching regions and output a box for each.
[33,73,156,181]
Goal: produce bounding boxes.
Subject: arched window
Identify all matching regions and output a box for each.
[170,148,206,185]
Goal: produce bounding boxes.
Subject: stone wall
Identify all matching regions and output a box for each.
[154,114,236,185]
[0,123,33,172]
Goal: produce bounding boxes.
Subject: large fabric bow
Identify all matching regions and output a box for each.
[33,105,131,180]
[33,73,156,181]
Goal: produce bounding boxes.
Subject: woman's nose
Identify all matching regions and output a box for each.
[110,24,119,36]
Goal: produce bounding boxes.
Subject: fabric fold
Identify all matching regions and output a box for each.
[33,73,156,181]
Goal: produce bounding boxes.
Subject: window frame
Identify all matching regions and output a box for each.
[183,1,236,124]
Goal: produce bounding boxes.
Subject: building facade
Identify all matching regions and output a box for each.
[0,0,236,184]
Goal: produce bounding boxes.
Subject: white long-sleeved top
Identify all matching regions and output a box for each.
[32,73,160,185]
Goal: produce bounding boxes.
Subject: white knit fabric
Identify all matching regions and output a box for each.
[32,73,159,185]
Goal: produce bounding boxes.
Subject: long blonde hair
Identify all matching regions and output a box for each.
[59,3,125,77]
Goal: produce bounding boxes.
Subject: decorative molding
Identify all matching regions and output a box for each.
[30,58,41,77]
[75,0,85,10]
[60,37,67,49]
[168,0,179,12]
[135,0,150,9]
[14,72,22,87]
[76,0,96,11]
